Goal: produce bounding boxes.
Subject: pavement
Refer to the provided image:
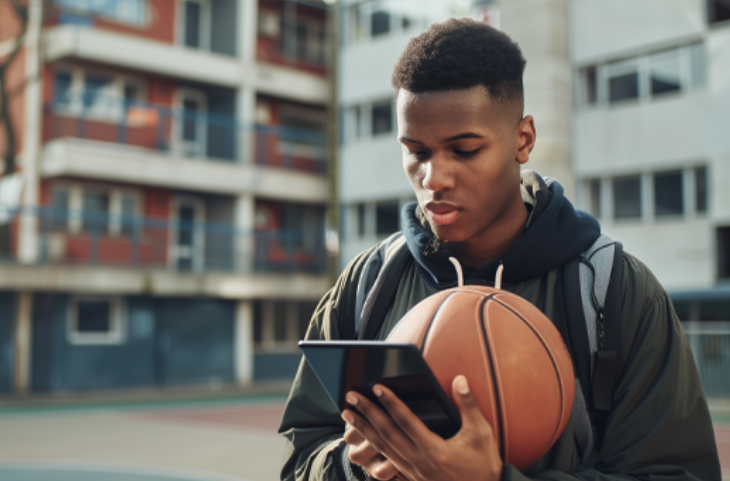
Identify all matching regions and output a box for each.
[0,388,729,481]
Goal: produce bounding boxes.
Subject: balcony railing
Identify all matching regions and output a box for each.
[0,206,326,274]
[44,92,327,175]
[683,322,730,399]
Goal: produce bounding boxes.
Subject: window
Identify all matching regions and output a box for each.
[696,167,708,213]
[654,171,683,216]
[649,50,682,97]
[588,179,601,218]
[577,43,705,109]
[708,0,730,25]
[613,176,641,219]
[49,183,140,237]
[718,227,730,279]
[579,67,597,106]
[356,203,366,237]
[183,0,210,49]
[54,68,145,122]
[55,0,149,27]
[82,190,111,232]
[67,297,125,345]
[607,61,639,103]
[371,101,392,135]
[371,10,390,36]
[376,201,400,236]
[253,300,317,351]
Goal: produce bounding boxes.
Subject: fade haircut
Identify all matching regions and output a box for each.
[391,18,526,114]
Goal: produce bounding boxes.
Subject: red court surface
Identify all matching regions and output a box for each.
[716,425,730,476]
[131,401,287,434]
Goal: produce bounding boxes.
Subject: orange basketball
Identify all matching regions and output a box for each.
[386,285,574,470]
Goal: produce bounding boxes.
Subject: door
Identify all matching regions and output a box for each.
[174,89,207,159]
[170,196,205,271]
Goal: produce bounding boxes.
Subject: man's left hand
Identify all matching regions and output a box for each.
[341,375,503,481]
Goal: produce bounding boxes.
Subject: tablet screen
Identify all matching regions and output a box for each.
[299,341,461,438]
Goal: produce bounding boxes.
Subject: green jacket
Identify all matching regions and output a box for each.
[278,244,720,481]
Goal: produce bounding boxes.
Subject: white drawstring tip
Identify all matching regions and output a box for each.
[448,257,464,288]
[495,263,504,290]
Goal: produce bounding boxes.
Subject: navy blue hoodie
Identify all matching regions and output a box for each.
[402,171,601,288]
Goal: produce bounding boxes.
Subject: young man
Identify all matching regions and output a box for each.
[279,19,720,481]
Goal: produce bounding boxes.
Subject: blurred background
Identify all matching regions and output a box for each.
[0,0,728,480]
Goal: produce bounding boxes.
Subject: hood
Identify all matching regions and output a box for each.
[402,170,601,288]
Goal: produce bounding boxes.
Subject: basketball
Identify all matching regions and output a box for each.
[386,283,575,470]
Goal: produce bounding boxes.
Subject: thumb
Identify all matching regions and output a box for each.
[452,375,489,434]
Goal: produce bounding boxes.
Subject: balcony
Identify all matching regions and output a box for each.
[0,206,329,298]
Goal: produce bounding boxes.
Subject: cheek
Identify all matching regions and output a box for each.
[403,159,423,186]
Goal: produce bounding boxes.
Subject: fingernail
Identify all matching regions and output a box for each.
[346,393,358,406]
[342,410,354,425]
[457,375,470,395]
[373,385,383,397]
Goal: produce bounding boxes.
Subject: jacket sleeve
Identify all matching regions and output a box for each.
[278,248,377,481]
[506,254,722,481]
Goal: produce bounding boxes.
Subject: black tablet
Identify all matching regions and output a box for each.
[299,341,461,438]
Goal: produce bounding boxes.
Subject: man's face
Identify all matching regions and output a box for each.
[397,85,535,246]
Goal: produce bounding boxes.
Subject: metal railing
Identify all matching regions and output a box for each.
[683,322,730,399]
[44,92,327,175]
[0,206,326,274]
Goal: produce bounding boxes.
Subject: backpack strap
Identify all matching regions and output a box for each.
[354,233,411,340]
[564,233,624,466]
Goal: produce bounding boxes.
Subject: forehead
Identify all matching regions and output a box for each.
[396,86,505,136]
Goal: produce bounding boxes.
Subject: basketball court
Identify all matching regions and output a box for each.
[0,397,728,480]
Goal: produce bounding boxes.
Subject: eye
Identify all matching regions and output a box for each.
[409,150,430,161]
[454,148,480,157]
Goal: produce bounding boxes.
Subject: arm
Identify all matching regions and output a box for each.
[507,255,721,481]
[279,247,379,481]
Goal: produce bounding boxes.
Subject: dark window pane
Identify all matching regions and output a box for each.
[371,10,390,36]
[402,16,412,29]
[185,1,201,48]
[84,74,112,108]
[654,171,683,216]
[121,194,137,236]
[77,301,111,333]
[589,179,601,218]
[376,201,400,236]
[696,167,708,212]
[708,0,730,24]
[356,203,365,237]
[54,72,72,105]
[50,187,69,231]
[82,190,110,231]
[613,177,641,219]
[253,301,263,344]
[177,205,195,246]
[609,72,639,103]
[650,52,681,96]
[274,302,288,342]
[183,99,198,141]
[298,301,316,340]
[371,102,392,135]
[582,67,597,105]
[296,24,308,59]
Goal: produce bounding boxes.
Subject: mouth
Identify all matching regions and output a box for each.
[425,202,461,226]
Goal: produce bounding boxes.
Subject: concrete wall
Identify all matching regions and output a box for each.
[30,295,236,392]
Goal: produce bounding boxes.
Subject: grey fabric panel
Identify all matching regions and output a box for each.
[578,233,615,376]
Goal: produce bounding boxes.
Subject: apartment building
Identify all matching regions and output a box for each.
[571,0,730,323]
[337,0,574,267]
[0,0,331,394]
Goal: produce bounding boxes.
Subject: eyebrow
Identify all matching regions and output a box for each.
[399,132,484,145]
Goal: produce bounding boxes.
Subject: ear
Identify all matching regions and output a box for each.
[515,115,536,165]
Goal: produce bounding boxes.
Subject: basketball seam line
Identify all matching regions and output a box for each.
[493,297,566,447]
[419,291,458,355]
[479,296,506,462]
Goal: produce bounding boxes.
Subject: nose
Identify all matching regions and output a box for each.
[421,157,454,193]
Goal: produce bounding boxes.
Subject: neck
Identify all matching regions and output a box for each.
[445,199,528,269]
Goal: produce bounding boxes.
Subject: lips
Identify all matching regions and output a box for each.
[425,202,461,226]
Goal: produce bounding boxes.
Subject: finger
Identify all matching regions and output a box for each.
[372,383,440,449]
[341,402,413,473]
[451,375,492,439]
[368,457,399,481]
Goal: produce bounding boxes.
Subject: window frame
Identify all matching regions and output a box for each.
[67,296,126,346]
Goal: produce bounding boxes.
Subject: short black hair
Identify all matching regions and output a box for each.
[391,18,526,108]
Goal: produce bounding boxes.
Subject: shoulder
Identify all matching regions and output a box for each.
[619,251,667,315]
